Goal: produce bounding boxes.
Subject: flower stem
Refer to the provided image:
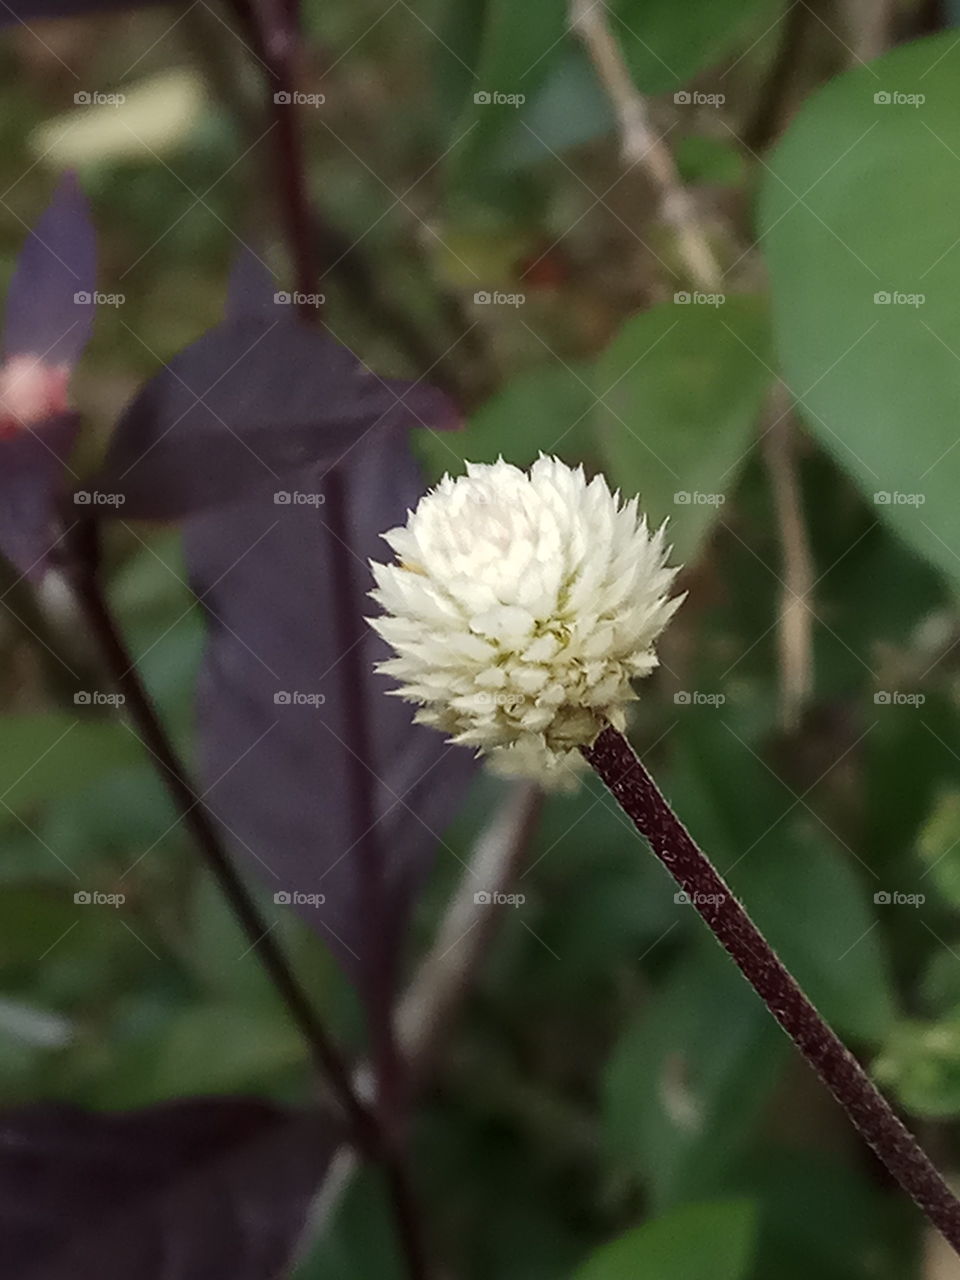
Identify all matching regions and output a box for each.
[581,724,960,1254]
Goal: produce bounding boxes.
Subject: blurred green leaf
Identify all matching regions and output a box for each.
[417,361,594,480]
[603,946,785,1209]
[591,296,773,563]
[612,0,783,94]
[0,716,134,812]
[98,1003,307,1108]
[672,718,895,1041]
[448,0,569,189]
[761,33,960,594]
[571,1198,757,1280]
[875,1016,960,1118]
[917,786,960,909]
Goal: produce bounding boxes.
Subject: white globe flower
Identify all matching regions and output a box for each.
[368,456,682,786]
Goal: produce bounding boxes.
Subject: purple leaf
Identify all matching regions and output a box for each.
[184,428,476,986]
[0,1096,336,1280]
[0,412,81,580]
[0,178,95,578]
[0,0,171,19]
[3,173,96,369]
[94,319,459,520]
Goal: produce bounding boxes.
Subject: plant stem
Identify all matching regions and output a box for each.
[65,516,379,1153]
[581,724,960,1255]
[241,6,432,1272]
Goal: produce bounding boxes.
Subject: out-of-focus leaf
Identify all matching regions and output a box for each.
[571,1198,757,1280]
[1,0,171,19]
[875,1016,960,1118]
[448,0,569,188]
[94,318,458,520]
[3,174,95,366]
[761,34,960,594]
[0,177,94,577]
[0,715,134,811]
[730,1149,911,1280]
[917,787,960,909]
[417,361,594,480]
[0,1096,336,1280]
[32,71,204,169]
[591,296,773,563]
[671,716,895,1041]
[604,945,785,1209]
[494,49,614,168]
[183,428,476,988]
[0,413,81,578]
[98,1004,307,1108]
[612,0,783,94]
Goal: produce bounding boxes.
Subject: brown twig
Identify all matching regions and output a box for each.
[582,725,960,1256]
[570,0,722,291]
[762,387,815,729]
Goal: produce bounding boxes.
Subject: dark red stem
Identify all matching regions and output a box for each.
[582,724,960,1255]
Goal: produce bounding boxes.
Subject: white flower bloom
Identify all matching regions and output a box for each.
[368,456,682,786]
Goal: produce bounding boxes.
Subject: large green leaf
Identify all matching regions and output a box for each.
[591,296,773,563]
[761,34,960,593]
[571,1198,757,1280]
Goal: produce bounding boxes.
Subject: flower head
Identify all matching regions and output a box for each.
[369,456,681,785]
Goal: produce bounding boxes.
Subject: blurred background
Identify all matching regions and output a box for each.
[3,0,960,1276]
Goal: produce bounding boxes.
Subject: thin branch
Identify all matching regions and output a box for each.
[762,387,815,729]
[63,516,379,1151]
[582,725,960,1256]
[570,0,722,292]
[398,781,544,1082]
[241,6,431,1272]
[297,781,544,1246]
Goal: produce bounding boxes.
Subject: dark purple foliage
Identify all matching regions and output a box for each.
[0,412,81,580]
[184,426,476,985]
[0,177,95,579]
[0,1096,336,1279]
[3,173,96,368]
[0,0,170,21]
[94,318,458,520]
